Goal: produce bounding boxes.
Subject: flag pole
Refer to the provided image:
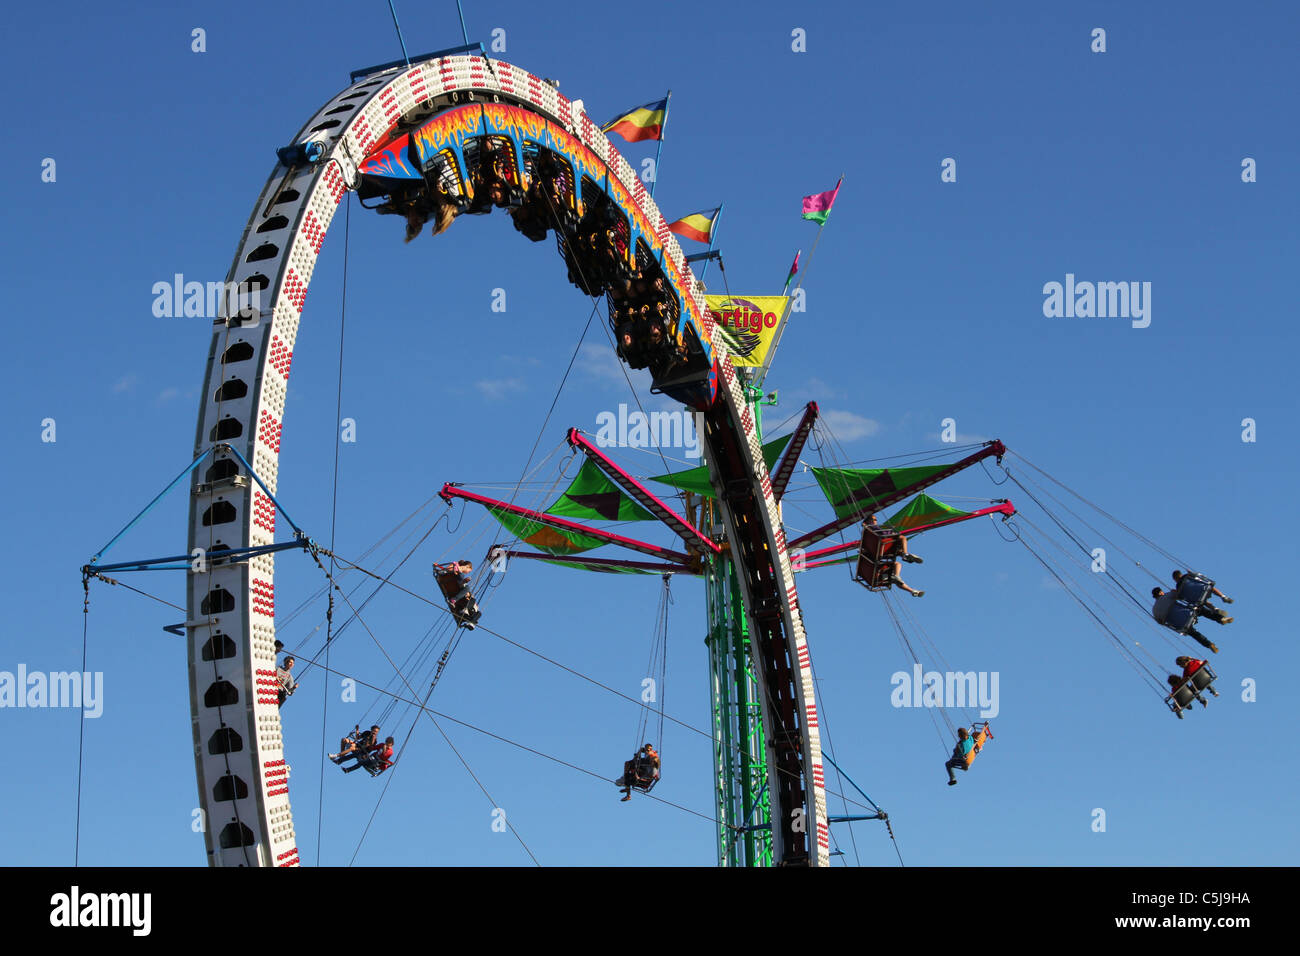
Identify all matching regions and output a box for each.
[697,203,724,283]
[650,90,672,199]
[755,173,845,388]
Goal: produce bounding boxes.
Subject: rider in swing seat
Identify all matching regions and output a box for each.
[330,725,380,767]
[617,743,660,801]
[1170,570,1234,624]
[862,514,925,597]
[945,728,975,786]
[1151,586,1217,653]
[435,559,482,629]
[945,724,991,785]
[344,736,396,775]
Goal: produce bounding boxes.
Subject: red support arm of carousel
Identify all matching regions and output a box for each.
[499,550,696,575]
[565,428,721,556]
[798,500,1017,565]
[788,440,1007,552]
[771,401,819,501]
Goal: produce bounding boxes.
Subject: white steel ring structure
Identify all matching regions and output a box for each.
[187,54,828,867]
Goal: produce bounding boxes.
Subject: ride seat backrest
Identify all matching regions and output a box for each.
[427,148,468,198]
[856,525,899,588]
[859,525,895,563]
[1171,683,1197,708]
[1189,666,1215,691]
[963,728,989,767]
[631,755,660,786]
[1164,602,1198,633]
[1175,574,1215,607]
[435,570,464,602]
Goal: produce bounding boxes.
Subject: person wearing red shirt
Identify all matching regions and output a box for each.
[1167,656,1217,709]
[346,736,396,775]
[1176,655,1218,699]
[370,737,396,772]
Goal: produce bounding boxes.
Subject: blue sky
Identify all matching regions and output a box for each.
[2,0,1297,866]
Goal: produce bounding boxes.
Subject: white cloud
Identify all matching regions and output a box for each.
[576,342,652,393]
[777,376,847,409]
[801,376,846,400]
[156,387,180,405]
[112,374,138,394]
[475,377,527,401]
[576,343,627,385]
[820,409,880,441]
[501,355,544,368]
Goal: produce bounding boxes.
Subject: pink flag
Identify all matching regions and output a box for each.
[801,179,842,225]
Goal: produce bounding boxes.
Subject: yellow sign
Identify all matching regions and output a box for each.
[703,295,788,367]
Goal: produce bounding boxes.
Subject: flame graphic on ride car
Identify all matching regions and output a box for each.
[358,134,417,179]
[394,103,710,358]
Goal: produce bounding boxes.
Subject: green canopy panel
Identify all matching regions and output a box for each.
[651,433,793,498]
[546,459,656,522]
[885,493,971,532]
[810,463,954,520]
[487,506,607,556]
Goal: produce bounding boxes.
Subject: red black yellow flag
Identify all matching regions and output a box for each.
[601,97,669,143]
[667,208,720,244]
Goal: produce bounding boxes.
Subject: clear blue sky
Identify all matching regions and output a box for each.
[2,0,1297,867]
